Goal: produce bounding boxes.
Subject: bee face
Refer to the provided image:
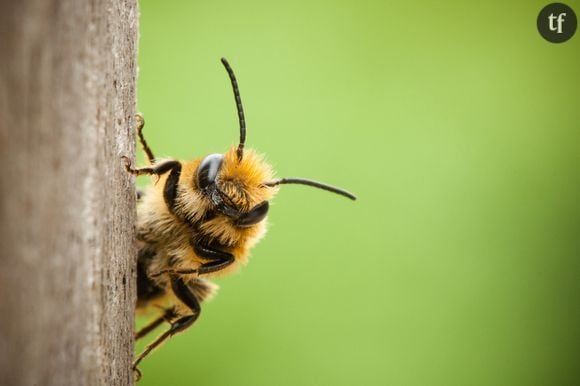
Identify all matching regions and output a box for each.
[196,147,278,228]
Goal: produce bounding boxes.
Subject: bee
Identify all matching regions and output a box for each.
[123,58,355,379]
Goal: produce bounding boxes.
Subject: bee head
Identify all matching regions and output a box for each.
[196,147,278,228]
[195,58,355,228]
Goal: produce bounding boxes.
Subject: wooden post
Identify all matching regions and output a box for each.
[0,0,138,385]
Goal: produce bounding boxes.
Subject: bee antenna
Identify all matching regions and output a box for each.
[221,57,246,162]
[264,178,357,201]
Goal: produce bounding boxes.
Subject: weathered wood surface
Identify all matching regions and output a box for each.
[0,1,138,385]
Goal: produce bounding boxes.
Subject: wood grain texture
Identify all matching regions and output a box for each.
[0,0,138,384]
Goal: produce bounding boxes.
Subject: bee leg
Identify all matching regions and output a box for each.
[135,114,156,165]
[189,241,236,275]
[122,157,180,177]
[132,276,201,379]
[135,308,176,341]
[150,241,235,278]
[162,162,182,213]
[197,255,235,275]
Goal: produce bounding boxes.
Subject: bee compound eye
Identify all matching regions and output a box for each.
[236,201,269,227]
[197,153,224,189]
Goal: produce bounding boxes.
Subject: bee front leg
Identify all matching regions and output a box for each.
[150,243,235,278]
[122,157,180,177]
[193,242,235,275]
[133,277,201,380]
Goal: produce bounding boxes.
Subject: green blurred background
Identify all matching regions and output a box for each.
[135,1,580,385]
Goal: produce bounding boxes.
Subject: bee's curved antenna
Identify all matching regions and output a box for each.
[221,57,246,162]
[264,178,357,201]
